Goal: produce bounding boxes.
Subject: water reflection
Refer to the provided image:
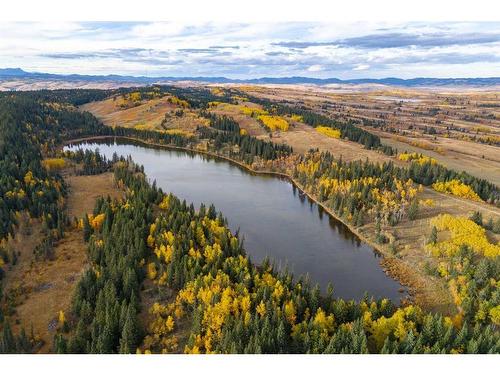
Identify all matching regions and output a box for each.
[65,139,406,303]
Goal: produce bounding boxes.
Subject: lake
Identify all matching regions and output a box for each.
[65,139,406,302]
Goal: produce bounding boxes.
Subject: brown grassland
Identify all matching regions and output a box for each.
[235,84,500,184]
[2,171,123,352]
[81,94,207,134]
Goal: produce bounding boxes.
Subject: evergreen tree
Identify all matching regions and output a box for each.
[83,214,92,242]
[428,226,438,245]
[119,306,138,354]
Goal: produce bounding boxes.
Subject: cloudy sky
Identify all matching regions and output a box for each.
[1,21,499,79]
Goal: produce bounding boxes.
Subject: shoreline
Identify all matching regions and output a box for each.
[64,135,422,305]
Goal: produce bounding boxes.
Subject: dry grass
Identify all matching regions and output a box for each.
[65,172,124,218]
[2,172,123,352]
[376,132,500,185]
[81,96,174,129]
[236,84,500,186]
[10,230,89,352]
[208,100,398,164]
[209,102,268,137]
[81,96,207,134]
[357,187,500,314]
[279,122,392,163]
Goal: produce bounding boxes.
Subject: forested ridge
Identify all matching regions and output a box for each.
[52,159,500,353]
[293,151,500,228]
[0,97,70,242]
[0,88,499,354]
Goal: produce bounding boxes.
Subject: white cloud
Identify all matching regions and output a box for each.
[307,65,324,72]
[0,21,498,79]
[353,64,370,71]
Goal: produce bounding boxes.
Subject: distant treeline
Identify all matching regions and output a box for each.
[237,93,394,153]
[115,85,235,109]
[0,89,112,106]
[112,126,191,147]
[197,126,292,163]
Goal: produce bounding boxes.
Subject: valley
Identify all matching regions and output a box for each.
[0,84,499,353]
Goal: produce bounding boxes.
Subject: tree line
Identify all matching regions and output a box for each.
[1,88,499,353]
[236,92,394,153]
[197,126,292,163]
[200,111,241,133]
[52,156,500,354]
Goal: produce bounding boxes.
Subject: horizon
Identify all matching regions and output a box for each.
[2,67,499,82]
[1,21,499,79]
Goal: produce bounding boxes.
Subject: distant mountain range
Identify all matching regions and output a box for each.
[1,68,499,87]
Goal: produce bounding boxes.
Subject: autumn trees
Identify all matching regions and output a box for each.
[293,151,422,227]
[242,94,386,151]
[197,126,293,163]
[58,156,499,354]
[398,152,437,165]
[316,126,341,139]
[292,149,499,231]
[405,159,499,205]
[257,115,290,132]
[1,88,499,354]
[0,97,68,247]
[432,180,483,201]
[418,210,500,333]
[428,214,500,258]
